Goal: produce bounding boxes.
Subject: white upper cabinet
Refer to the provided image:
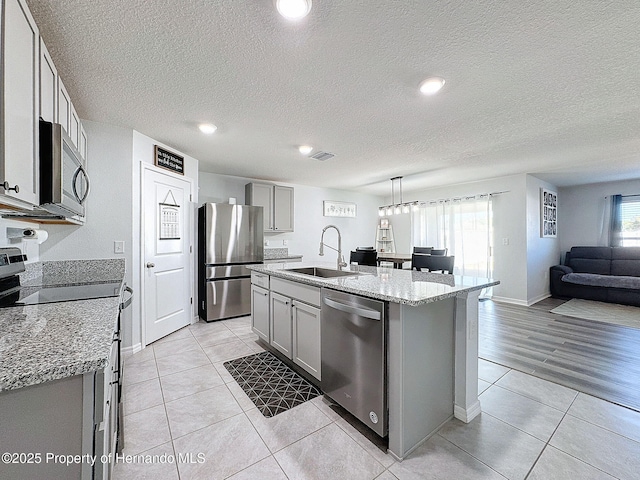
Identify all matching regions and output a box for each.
[69,102,80,149]
[0,0,40,207]
[58,77,71,137]
[274,185,294,231]
[246,182,294,232]
[39,38,57,123]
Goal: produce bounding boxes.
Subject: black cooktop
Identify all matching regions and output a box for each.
[0,277,121,308]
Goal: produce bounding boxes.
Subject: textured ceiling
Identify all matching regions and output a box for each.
[25,0,640,195]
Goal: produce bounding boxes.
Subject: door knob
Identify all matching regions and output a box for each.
[146,262,155,268]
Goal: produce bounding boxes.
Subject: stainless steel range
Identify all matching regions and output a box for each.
[0,248,122,307]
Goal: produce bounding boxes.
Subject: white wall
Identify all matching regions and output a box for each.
[198,172,384,263]
[559,178,640,254]
[526,175,561,304]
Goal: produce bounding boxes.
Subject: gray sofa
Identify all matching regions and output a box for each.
[550,246,640,307]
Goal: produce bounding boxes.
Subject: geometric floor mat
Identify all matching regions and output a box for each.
[223,351,321,417]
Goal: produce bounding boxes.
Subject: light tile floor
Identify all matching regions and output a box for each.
[114,317,640,480]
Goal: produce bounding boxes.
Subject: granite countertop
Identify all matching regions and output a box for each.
[0,258,126,392]
[0,296,121,391]
[264,248,303,261]
[248,262,499,306]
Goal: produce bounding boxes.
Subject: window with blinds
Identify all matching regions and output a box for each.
[615,195,640,246]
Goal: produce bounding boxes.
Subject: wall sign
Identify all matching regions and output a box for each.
[541,188,557,238]
[159,190,181,240]
[323,200,356,217]
[154,146,184,175]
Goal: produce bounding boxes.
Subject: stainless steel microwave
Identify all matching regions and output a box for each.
[39,119,90,217]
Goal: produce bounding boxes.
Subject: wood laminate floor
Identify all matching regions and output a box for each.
[479,297,640,412]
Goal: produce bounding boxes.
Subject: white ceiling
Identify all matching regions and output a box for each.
[26,0,640,196]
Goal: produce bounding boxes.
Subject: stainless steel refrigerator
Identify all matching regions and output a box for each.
[198,203,264,322]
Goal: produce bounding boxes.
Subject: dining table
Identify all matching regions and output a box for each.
[376,252,412,269]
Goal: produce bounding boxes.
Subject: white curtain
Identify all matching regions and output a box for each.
[411,195,493,281]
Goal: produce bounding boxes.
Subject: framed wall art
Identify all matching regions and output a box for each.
[541,188,557,238]
[323,201,356,217]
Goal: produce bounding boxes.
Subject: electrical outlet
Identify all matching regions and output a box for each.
[283,240,288,246]
[264,240,270,247]
[114,241,125,254]
[502,238,510,246]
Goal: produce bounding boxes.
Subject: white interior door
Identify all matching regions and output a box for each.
[143,167,193,344]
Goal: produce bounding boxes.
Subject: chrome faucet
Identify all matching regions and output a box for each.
[319,224,348,270]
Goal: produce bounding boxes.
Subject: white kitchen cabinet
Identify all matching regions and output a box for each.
[58,77,71,136]
[70,102,80,149]
[79,124,88,160]
[274,185,294,231]
[292,301,321,380]
[0,0,39,207]
[270,291,292,358]
[251,284,270,343]
[245,182,294,232]
[39,38,57,123]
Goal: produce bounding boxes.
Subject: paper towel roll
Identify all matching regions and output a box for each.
[34,230,48,244]
[6,227,48,244]
[23,229,48,244]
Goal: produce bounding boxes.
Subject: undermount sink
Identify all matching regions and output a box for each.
[285,267,360,278]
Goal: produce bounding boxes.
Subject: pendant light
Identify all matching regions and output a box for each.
[380,177,404,216]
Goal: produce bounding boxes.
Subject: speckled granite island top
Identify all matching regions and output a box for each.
[248,262,499,305]
[0,258,125,392]
[0,296,121,391]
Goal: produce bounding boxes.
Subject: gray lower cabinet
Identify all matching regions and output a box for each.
[264,276,322,380]
[250,284,270,342]
[292,301,321,380]
[0,334,119,480]
[270,291,293,358]
[0,365,116,479]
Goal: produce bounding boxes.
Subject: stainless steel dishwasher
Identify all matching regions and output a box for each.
[321,289,387,436]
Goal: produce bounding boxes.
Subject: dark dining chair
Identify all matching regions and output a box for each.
[350,250,377,266]
[430,248,448,256]
[411,254,455,273]
[413,246,433,254]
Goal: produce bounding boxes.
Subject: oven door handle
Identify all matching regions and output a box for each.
[72,164,91,205]
[119,284,134,311]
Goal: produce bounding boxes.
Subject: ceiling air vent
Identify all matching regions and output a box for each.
[309,151,335,161]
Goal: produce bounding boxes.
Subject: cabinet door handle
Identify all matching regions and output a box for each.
[1,181,19,193]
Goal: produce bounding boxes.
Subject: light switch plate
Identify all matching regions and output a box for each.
[114,241,125,254]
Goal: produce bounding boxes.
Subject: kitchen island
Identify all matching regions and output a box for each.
[248,262,498,460]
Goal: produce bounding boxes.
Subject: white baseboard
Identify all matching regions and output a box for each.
[527,292,551,306]
[454,401,482,423]
[122,343,142,357]
[490,293,551,307]
[490,296,529,306]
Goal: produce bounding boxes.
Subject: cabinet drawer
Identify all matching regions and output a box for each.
[251,271,269,289]
[271,277,320,307]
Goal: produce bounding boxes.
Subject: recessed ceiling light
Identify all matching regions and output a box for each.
[198,123,217,135]
[419,77,446,95]
[298,145,313,155]
[276,0,312,21]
